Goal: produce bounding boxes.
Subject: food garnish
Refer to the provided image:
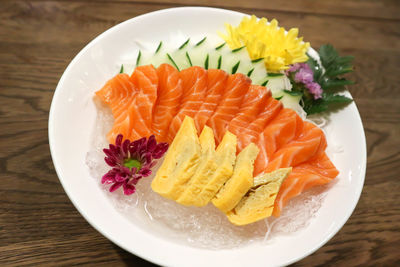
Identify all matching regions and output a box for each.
[219,15,309,72]
[102,134,168,195]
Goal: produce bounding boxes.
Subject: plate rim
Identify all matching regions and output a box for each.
[48,6,367,267]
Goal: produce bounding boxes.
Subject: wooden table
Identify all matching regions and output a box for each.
[1,0,399,266]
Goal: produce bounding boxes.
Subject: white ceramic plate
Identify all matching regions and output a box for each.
[49,7,367,267]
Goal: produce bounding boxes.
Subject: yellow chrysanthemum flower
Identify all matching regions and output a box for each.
[219,15,310,72]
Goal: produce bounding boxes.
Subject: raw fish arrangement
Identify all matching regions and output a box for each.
[91,15,355,239]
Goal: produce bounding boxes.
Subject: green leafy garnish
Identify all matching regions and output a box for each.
[268,73,284,77]
[119,64,124,74]
[283,89,302,96]
[288,44,355,115]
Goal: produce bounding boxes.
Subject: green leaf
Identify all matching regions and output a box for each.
[322,78,354,90]
[336,55,354,64]
[179,38,190,50]
[303,93,353,115]
[119,64,124,74]
[217,55,222,69]
[284,89,303,96]
[304,101,329,115]
[195,37,207,46]
[323,93,353,104]
[268,73,284,77]
[325,66,353,77]
[306,56,322,81]
[319,44,338,67]
[274,96,283,100]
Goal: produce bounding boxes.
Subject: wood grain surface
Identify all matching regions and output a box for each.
[1,0,399,266]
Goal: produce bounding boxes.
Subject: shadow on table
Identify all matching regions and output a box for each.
[113,243,160,267]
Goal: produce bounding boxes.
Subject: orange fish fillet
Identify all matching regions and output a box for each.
[207,73,251,143]
[129,65,158,129]
[261,121,327,174]
[152,64,183,142]
[227,84,271,151]
[95,73,139,143]
[167,66,207,142]
[236,96,283,154]
[254,108,303,175]
[193,69,228,132]
[272,153,339,216]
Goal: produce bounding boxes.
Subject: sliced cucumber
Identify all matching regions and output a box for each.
[267,75,292,96]
[134,37,268,85]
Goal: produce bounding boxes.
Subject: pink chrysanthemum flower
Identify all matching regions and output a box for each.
[101,134,169,195]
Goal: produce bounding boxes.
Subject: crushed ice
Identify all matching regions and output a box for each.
[85,101,338,249]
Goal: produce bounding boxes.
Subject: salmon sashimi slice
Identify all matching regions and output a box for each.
[272,153,339,216]
[254,108,303,175]
[129,65,158,129]
[236,96,283,152]
[193,69,228,132]
[207,73,251,143]
[167,66,208,142]
[227,84,271,151]
[260,121,327,175]
[152,64,183,142]
[95,73,138,143]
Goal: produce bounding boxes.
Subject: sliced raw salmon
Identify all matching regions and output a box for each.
[272,152,339,216]
[254,108,303,175]
[227,84,271,151]
[207,73,251,143]
[95,73,138,143]
[235,96,283,153]
[152,64,183,142]
[129,65,158,130]
[167,66,208,142]
[193,69,228,132]
[259,121,327,175]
